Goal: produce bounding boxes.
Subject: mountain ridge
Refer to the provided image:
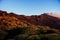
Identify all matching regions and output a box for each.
[0,10,60,32]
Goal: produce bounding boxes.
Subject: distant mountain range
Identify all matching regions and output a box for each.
[0,10,60,33]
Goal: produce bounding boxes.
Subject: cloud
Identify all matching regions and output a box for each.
[48,12,60,18]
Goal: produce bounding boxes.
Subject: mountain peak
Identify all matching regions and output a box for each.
[0,10,8,16]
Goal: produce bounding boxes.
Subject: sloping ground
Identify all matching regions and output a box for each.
[0,10,30,30]
[0,10,60,40]
[0,10,60,33]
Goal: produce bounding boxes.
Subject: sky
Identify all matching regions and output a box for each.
[0,0,60,15]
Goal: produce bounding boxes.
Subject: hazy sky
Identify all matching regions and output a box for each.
[0,0,60,15]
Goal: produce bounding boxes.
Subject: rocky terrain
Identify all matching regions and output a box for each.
[0,10,60,40]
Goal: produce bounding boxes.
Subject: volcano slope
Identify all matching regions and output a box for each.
[0,10,60,40]
[0,10,60,31]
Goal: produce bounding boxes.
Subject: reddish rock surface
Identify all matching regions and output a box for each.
[0,10,60,30]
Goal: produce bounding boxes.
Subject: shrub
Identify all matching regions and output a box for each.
[26,35,40,40]
[0,30,8,40]
[48,35,60,40]
[38,28,55,34]
[5,27,28,39]
[37,28,44,34]
[14,34,29,40]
